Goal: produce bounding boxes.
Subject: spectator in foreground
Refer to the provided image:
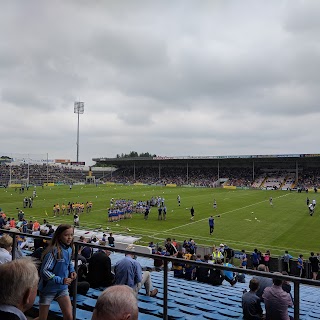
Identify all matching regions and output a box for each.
[92,285,138,320]
[309,252,319,280]
[37,224,77,320]
[0,258,39,320]
[0,233,13,264]
[253,264,272,301]
[115,244,158,297]
[242,278,264,320]
[87,244,114,288]
[262,272,293,320]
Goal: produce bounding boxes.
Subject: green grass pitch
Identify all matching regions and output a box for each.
[0,185,319,257]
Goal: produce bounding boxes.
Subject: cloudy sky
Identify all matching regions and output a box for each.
[1,0,320,165]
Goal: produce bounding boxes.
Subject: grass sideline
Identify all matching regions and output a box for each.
[0,184,319,257]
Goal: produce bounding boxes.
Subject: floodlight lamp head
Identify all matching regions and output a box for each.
[74,101,84,114]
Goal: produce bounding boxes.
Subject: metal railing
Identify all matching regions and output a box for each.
[3,229,320,320]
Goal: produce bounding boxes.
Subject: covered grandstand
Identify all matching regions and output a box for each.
[93,154,320,190]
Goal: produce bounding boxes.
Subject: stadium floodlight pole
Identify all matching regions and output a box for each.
[74,101,84,162]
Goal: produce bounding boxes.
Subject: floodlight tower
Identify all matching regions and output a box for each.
[74,101,84,162]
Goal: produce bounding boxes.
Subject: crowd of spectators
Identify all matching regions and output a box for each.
[0,164,87,186]
[1,164,320,190]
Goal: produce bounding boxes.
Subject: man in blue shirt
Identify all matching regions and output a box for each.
[208,216,214,235]
[115,245,158,297]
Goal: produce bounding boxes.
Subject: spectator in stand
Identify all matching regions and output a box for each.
[92,285,138,320]
[148,241,156,254]
[0,213,5,229]
[212,247,223,263]
[263,250,271,272]
[184,254,196,280]
[309,252,319,280]
[87,244,114,288]
[222,259,237,286]
[32,220,40,233]
[165,238,178,256]
[252,249,260,270]
[242,278,264,320]
[108,233,115,247]
[37,224,77,320]
[240,250,248,269]
[208,259,224,286]
[281,271,293,302]
[297,254,304,278]
[196,254,211,283]
[262,272,293,320]
[253,264,272,302]
[0,258,39,320]
[114,244,158,297]
[154,247,164,271]
[173,252,185,278]
[282,251,292,274]
[79,237,93,261]
[0,234,13,264]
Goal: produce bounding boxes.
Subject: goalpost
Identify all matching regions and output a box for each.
[1,152,50,187]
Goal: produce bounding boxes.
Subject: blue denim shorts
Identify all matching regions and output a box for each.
[39,289,69,305]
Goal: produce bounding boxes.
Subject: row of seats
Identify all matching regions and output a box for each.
[28,270,320,320]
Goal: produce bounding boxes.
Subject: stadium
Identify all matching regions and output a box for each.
[2,2,320,319]
[1,152,320,319]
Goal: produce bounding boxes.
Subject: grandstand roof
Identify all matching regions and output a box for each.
[93,153,320,168]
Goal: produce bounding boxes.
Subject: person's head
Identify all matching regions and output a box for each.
[125,244,136,258]
[242,249,245,253]
[166,238,171,243]
[299,254,303,258]
[45,224,73,259]
[177,251,183,259]
[203,254,210,261]
[311,252,314,256]
[0,234,13,251]
[257,264,266,271]
[249,278,259,292]
[157,246,162,252]
[273,272,283,286]
[92,285,138,320]
[52,224,74,247]
[0,258,39,312]
[254,248,258,253]
[285,250,288,254]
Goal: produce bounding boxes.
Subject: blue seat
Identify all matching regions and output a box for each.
[202,311,226,320]
[178,305,201,316]
[138,294,158,304]
[82,298,97,310]
[217,308,242,318]
[139,313,162,320]
[158,309,186,319]
[195,303,217,313]
[85,288,103,298]
[155,299,179,309]
[74,309,93,320]
[174,297,196,306]
[138,301,161,314]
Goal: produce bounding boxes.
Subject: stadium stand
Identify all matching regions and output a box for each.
[1,229,320,320]
[1,160,320,190]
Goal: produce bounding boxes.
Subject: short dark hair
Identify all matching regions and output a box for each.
[249,278,259,291]
[273,272,283,286]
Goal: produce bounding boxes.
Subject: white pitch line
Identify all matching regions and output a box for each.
[153,192,292,237]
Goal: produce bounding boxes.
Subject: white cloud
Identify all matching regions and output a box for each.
[0,0,320,164]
